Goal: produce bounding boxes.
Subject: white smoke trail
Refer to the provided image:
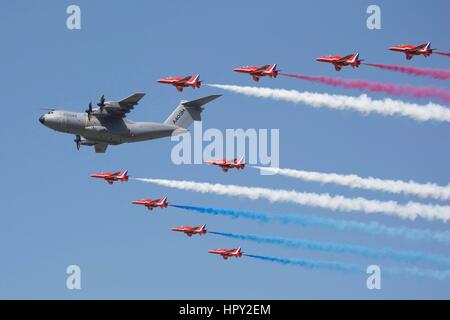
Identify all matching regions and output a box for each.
[134,178,450,222]
[207,84,450,123]
[254,166,450,201]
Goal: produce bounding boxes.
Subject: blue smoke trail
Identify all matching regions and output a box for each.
[209,231,450,267]
[170,205,450,245]
[243,254,450,280]
[244,254,364,273]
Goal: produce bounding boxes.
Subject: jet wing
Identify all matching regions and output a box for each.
[175,76,192,85]
[103,93,146,118]
[255,65,270,72]
[337,55,353,63]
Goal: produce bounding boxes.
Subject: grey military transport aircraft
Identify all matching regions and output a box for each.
[39,93,221,153]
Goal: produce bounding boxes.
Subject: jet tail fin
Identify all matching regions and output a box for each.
[266,64,277,72]
[164,95,221,129]
[349,53,359,62]
[158,196,167,205]
[119,170,128,178]
[187,74,200,85]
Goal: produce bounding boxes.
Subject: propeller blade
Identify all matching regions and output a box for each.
[97,94,106,111]
[85,102,93,120]
[74,135,81,151]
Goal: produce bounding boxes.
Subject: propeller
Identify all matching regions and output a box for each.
[74,135,81,151]
[85,102,93,120]
[97,94,106,112]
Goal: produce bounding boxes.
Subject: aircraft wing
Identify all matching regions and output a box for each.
[103,93,146,118]
[177,76,193,85]
[337,55,353,63]
[255,65,270,72]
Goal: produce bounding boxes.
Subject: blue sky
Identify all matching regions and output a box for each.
[1,0,449,299]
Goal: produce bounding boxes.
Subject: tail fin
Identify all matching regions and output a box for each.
[198,224,206,231]
[187,74,200,85]
[119,170,128,178]
[349,53,359,62]
[164,95,221,129]
[235,247,241,254]
[158,196,167,205]
[266,64,277,72]
[236,156,244,164]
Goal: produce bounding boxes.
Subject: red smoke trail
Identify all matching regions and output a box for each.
[436,52,450,57]
[281,73,450,103]
[363,63,450,80]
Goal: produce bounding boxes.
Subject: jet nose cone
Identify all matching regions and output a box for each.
[39,115,45,124]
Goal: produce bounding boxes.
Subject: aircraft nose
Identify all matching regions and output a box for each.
[39,115,45,124]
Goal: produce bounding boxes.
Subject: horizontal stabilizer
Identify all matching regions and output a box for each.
[182,95,221,108]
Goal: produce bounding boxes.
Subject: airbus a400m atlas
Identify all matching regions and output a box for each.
[39,93,221,153]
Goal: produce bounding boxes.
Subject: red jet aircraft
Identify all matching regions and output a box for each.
[208,247,242,260]
[389,42,435,60]
[316,53,362,71]
[233,64,279,81]
[205,156,245,173]
[90,170,128,185]
[157,74,201,92]
[171,224,207,237]
[132,196,168,211]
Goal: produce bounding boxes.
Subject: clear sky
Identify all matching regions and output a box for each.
[1,0,449,299]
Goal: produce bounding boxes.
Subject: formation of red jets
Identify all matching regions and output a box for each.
[91,41,445,261]
[155,42,444,89]
[90,166,245,259]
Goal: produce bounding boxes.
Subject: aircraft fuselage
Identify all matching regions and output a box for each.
[39,110,185,145]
